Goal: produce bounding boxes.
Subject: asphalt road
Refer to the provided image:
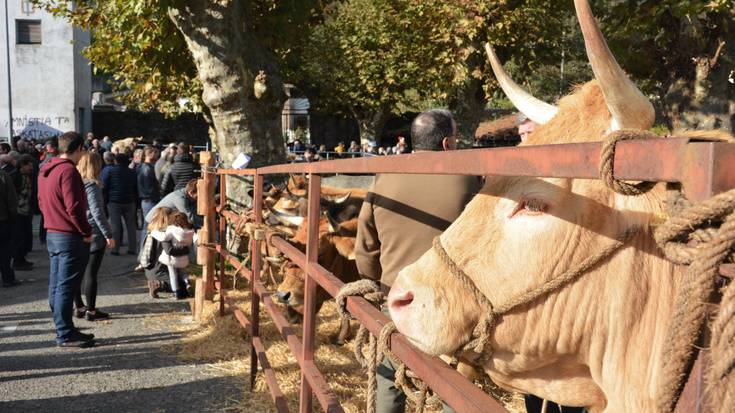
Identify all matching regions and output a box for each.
[0,238,241,412]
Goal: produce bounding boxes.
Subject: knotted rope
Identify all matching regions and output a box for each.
[599,129,735,412]
[439,229,637,362]
[336,280,441,412]
[598,129,659,196]
[653,188,735,412]
[336,280,382,413]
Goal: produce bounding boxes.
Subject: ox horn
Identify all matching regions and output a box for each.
[323,192,351,205]
[574,0,654,130]
[268,208,304,227]
[484,43,558,125]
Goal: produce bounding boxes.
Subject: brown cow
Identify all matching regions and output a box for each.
[387,1,730,411]
[276,217,361,344]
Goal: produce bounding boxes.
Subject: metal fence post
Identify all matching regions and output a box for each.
[218,172,227,316]
[299,174,321,413]
[250,173,264,390]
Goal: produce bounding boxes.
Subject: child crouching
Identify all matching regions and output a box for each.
[150,212,197,299]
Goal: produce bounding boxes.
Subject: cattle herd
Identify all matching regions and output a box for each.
[235,175,364,345]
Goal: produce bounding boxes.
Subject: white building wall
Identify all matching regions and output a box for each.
[0,1,91,140]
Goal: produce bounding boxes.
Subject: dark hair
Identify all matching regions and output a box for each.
[114,153,128,165]
[185,179,198,195]
[58,132,84,155]
[171,211,193,229]
[19,154,35,167]
[45,139,58,150]
[411,109,455,151]
[0,143,10,153]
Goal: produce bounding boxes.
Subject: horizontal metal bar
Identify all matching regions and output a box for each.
[220,251,344,412]
[216,168,257,176]
[258,138,692,178]
[269,236,507,413]
[224,293,291,413]
[214,138,735,201]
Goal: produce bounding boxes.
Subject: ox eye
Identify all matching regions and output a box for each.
[509,199,547,218]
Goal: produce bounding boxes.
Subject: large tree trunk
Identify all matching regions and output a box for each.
[168,1,286,206]
[448,50,487,148]
[665,42,733,132]
[662,17,734,133]
[354,106,390,146]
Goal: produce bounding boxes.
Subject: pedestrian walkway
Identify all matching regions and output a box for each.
[0,245,242,412]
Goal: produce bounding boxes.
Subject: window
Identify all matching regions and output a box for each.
[16,20,42,45]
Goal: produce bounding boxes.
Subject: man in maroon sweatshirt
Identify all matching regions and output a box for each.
[38,132,95,348]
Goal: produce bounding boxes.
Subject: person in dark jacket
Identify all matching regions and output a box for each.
[145,179,201,229]
[102,153,138,255]
[0,169,18,287]
[137,147,160,248]
[160,143,197,196]
[38,132,95,348]
[355,109,481,412]
[12,155,36,271]
[73,152,115,321]
[0,154,21,192]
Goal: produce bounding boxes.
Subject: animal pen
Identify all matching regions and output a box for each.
[192,136,735,413]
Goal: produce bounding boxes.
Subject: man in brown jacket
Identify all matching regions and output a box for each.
[355,109,481,412]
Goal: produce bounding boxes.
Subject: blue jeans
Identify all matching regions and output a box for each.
[139,199,156,251]
[47,232,90,343]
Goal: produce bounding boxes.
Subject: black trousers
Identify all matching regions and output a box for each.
[524,395,586,413]
[39,214,46,243]
[13,214,33,261]
[0,220,16,283]
[74,247,105,310]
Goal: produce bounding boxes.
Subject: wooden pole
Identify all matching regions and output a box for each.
[197,151,216,301]
[194,278,205,322]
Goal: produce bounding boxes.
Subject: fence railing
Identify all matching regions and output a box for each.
[195,135,735,413]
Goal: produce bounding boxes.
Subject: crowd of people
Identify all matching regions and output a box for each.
[287,136,409,162]
[0,131,203,348]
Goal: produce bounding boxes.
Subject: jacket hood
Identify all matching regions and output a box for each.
[40,157,75,177]
[168,225,195,242]
[174,153,193,163]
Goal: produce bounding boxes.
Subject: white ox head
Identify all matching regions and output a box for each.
[388,1,686,410]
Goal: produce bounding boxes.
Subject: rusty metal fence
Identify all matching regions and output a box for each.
[194,136,735,413]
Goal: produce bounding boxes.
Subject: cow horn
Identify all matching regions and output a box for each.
[326,192,351,205]
[285,182,297,198]
[269,208,304,227]
[484,43,558,125]
[574,0,654,130]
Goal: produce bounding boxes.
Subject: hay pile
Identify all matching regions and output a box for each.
[169,277,524,412]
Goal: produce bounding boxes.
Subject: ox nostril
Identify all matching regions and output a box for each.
[388,290,414,312]
[276,291,291,302]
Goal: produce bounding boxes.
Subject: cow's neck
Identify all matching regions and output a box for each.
[486,229,681,411]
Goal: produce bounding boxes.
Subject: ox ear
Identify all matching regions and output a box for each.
[485,43,558,125]
[326,211,342,234]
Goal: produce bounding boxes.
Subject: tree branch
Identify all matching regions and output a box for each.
[709,40,726,68]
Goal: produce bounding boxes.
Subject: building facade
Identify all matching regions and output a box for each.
[0,1,91,141]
